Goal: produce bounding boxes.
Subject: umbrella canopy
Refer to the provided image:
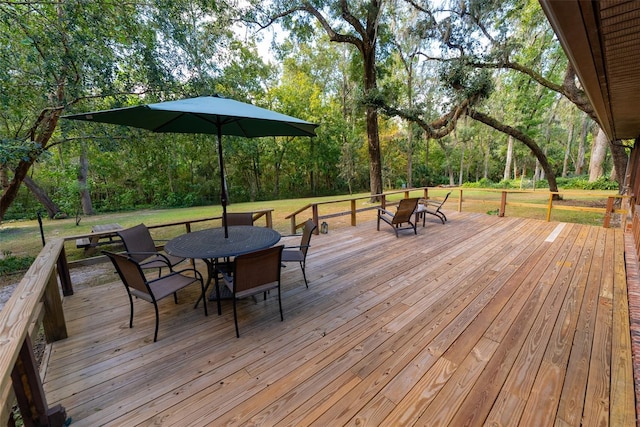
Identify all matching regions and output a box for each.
[63,95,319,237]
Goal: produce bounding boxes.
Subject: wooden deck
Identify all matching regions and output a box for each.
[41,212,636,426]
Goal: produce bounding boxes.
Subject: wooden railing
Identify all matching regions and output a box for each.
[0,208,274,425]
[57,209,274,295]
[285,187,632,234]
[0,189,632,425]
[0,239,68,426]
[285,187,431,234]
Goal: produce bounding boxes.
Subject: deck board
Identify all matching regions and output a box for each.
[41,212,635,426]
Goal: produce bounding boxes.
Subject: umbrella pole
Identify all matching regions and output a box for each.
[217,127,229,238]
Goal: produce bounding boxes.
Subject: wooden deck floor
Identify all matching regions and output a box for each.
[42,212,636,426]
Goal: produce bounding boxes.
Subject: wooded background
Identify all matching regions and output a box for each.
[0,0,625,222]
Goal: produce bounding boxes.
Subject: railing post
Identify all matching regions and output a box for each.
[56,247,73,296]
[290,215,297,235]
[404,190,410,199]
[350,200,357,226]
[604,196,615,228]
[265,210,273,228]
[546,193,554,222]
[43,270,68,342]
[458,189,463,212]
[423,188,429,200]
[499,191,507,217]
[186,222,192,233]
[381,194,387,209]
[312,204,320,235]
[11,336,67,427]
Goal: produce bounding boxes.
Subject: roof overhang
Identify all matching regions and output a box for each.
[540,0,640,141]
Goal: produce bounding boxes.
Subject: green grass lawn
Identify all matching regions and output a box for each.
[0,188,623,263]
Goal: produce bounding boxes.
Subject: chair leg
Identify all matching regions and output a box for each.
[200,280,208,317]
[277,284,283,321]
[173,292,178,304]
[300,262,309,288]
[215,275,222,316]
[153,302,160,342]
[127,293,134,329]
[233,298,240,338]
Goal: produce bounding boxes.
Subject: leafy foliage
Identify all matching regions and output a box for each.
[0,251,35,276]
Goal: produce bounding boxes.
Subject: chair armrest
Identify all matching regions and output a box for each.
[127,251,173,267]
[377,207,395,217]
[426,199,442,205]
[284,245,310,250]
[124,251,169,261]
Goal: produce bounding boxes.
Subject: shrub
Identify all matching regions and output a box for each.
[0,252,35,275]
[557,176,618,190]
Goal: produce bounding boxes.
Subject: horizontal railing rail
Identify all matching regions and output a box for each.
[57,209,274,295]
[284,187,632,234]
[0,208,275,426]
[0,190,633,426]
[0,238,68,426]
[285,187,431,234]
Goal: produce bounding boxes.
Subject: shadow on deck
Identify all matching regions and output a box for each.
[42,211,635,426]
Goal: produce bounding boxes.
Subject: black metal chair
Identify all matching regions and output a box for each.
[281,219,317,288]
[117,223,185,276]
[104,251,207,342]
[416,191,451,225]
[217,245,284,338]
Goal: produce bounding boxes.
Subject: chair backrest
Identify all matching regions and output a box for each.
[438,191,451,208]
[117,224,156,263]
[393,198,420,224]
[223,212,254,227]
[103,251,151,300]
[232,245,283,294]
[300,219,317,258]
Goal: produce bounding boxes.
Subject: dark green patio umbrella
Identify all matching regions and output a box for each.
[63,95,319,237]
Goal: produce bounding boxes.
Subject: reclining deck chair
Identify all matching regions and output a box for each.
[104,251,207,342]
[376,197,420,237]
[416,191,451,225]
[117,223,185,276]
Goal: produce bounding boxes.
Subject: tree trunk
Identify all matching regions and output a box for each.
[589,128,608,181]
[562,123,573,177]
[576,116,588,175]
[609,139,629,190]
[484,142,489,179]
[22,176,64,219]
[406,126,413,188]
[0,166,8,190]
[425,135,430,167]
[458,142,465,185]
[468,109,559,194]
[78,141,95,215]
[504,135,513,181]
[0,107,62,221]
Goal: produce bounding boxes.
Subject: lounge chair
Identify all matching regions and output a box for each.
[416,191,451,225]
[282,219,317,288]
[376,197,420,237]
[217,245,284,338]
[104,251,207,342]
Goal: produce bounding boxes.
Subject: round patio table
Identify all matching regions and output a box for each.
[165,225,281,313]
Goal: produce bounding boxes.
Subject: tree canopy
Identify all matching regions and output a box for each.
[0,0,621,222]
